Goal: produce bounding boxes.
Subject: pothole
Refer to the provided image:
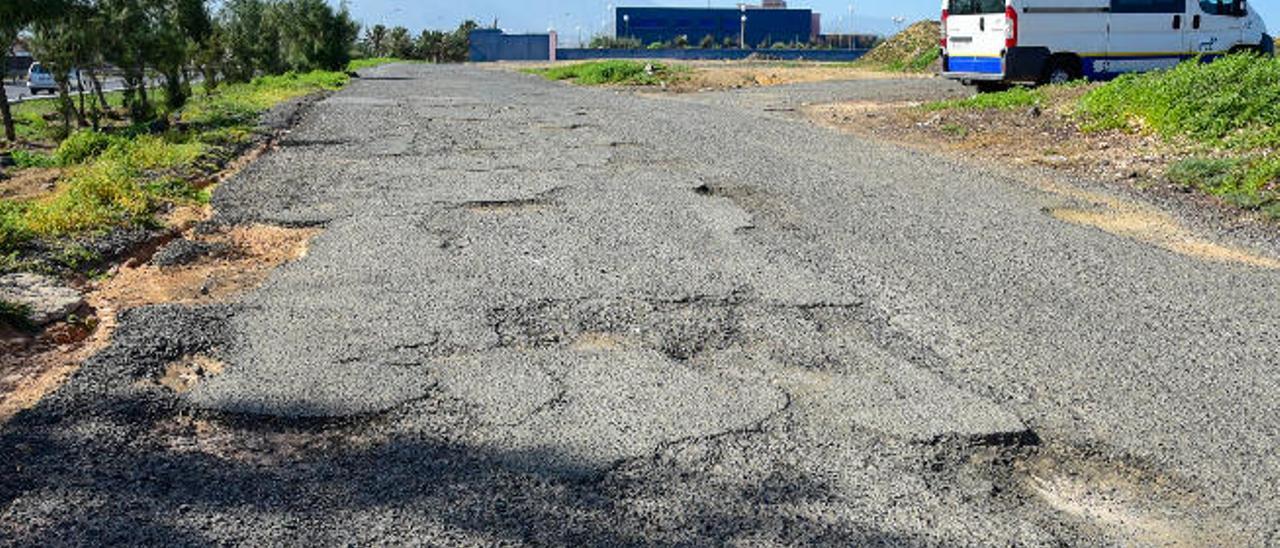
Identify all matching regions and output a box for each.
[692,181,801,230]
[461,198,552,214]
[1015,442,1241,546]
[157,414,390,466]
[157,354,226,393]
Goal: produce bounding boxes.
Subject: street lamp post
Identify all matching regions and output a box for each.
[740,12,748,49]
[622,14,630,40]
[848,3,854,50]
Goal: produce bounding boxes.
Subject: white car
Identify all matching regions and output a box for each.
[941,0,1273,90]
[26,63,83,95]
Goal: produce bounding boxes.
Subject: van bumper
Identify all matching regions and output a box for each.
[942,47,1052,83]
[941,71,1004,81]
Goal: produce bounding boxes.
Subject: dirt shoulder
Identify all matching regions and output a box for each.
[803,86,1280,268]
[0,97,325,425]
[505,59,931,93]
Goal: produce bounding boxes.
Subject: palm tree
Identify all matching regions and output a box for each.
[366,23,387,57]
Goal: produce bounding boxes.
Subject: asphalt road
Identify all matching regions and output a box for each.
[2,64,1279,545]
[5,77,135,104]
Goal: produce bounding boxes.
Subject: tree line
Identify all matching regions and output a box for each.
[0,0,363,142]
[359,21,478,63]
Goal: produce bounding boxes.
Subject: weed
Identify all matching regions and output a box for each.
[1167,155,1280,214]
[51,244,101,271]
[0,299,33,329]
[940,123,969,138]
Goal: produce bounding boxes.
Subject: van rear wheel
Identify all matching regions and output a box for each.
[1043,57,1082,85]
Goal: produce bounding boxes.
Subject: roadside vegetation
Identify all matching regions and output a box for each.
[0,71,347,268]
[1075,54,1280,216]
[526,61,690,86]
[921,52,1280,219]
[853,21,941,73]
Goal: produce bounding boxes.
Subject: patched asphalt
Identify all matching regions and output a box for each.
[1,64,1278,545]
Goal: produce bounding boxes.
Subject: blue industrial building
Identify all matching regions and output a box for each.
[616,6,819,48]
[469,29,557,62]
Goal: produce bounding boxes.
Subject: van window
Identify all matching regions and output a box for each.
[1111,0,1187,13]
[948,0,1006,14]
[1199,0,1243,14]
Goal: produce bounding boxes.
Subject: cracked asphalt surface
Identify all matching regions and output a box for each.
[2,63,1279,545]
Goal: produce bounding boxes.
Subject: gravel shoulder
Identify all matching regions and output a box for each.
[1,64,1277,545]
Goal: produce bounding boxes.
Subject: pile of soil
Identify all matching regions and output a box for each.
[857,21,942,73]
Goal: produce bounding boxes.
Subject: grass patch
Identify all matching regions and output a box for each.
[347,57,405,71]
[1077,53,1280,149]
[180,71,348,128]
[924,87,1045,111]
[526,61,688,86]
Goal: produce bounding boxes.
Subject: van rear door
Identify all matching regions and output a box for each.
[1104,0,1189,74]
[944,0,1010,76]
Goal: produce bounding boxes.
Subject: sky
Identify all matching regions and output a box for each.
[340,0,1280,44]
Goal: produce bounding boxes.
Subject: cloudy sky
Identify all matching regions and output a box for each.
[341,0,1280,43]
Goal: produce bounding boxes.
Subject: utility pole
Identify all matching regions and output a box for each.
[740,5,748,49]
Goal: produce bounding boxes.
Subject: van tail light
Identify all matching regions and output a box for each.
[940,9,949,49]
[1004,5,1018,49]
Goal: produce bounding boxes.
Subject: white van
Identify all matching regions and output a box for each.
[941,0,1272,90]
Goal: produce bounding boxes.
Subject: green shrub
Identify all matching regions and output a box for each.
[1077,53,1280,149]
[55,130,126,166]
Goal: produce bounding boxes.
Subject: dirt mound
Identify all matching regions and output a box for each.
[857,20,942,73]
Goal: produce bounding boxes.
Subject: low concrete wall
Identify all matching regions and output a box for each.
[555,48,868,62]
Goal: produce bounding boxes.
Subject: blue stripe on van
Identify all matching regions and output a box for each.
[1080,53,1223,80]
[947,56,1003,74]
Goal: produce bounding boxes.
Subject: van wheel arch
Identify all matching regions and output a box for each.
[1042,54,1083,85]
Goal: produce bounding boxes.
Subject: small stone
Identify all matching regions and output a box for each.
[1041,155,1070,166]
[1027,106,1042,117]
[0,273,87,327]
